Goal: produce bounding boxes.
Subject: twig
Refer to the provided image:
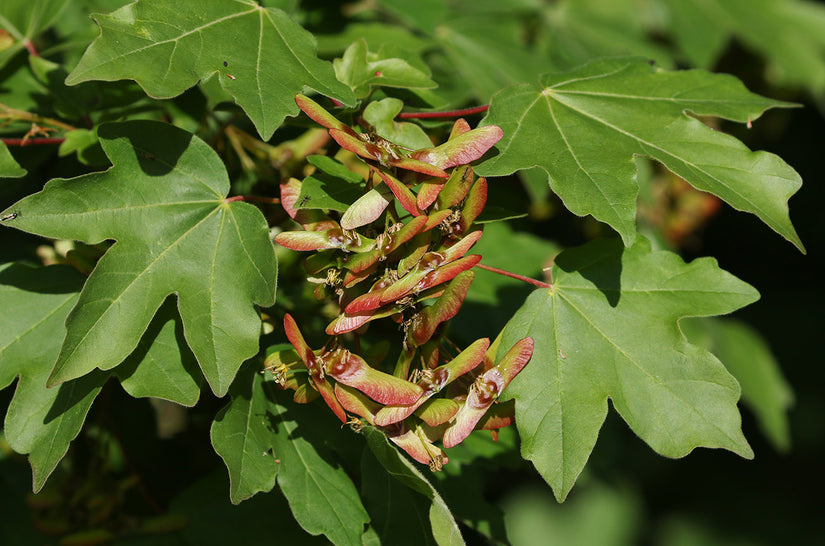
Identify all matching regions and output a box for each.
[2,137,65,146]
[225,195,280,204]
[398,105,489,119]
[476,263,552,289]
[0,103,77,132]
[23,38,39,57]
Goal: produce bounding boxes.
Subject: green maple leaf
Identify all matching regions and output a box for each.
[0,142,26,178]
[665,0,825,93]
[681,317,793,452]
[477,57,804,251]
[0,263,221,490]
[64,0,354,139]
[362,427,465,546]
[212,366,370,544]
[114,298,202,407]
[211,365,280,504]
[498,236,758,501]
[0,263,103,491]
[1,120,278,397]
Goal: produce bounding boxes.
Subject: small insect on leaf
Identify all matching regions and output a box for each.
[223,61,228,67]
[226,74,235,80]
[1,212,18,222]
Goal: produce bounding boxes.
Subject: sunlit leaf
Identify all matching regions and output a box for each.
[1,120,278,397]
[334,39,436,98]
[65,0,355,139]
[478,57,804,251]
[498,236,758,501]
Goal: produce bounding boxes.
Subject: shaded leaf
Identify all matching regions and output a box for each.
[115,298,202,407]
[1,120,278,397]
[170,470,326,546]
[334,39,436,98]
[269,390,371,545]
[0,0,68,69]
[363,427,466,546]
[540,1,674,70]
[434,15,546,102]
[315,22,432,57]
[665,0,825,94]
[0,142,26,178]
[360,447,438,546]
[478,57,803,251]
[502,483,641,546]
[0,263,104,491]
[377,0,448,34]
[363,98,433,150]
[210,366,280,504]
[65,0,355,139]
[498,236,759,501]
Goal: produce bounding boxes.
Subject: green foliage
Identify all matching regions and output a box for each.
[498,237,757,500]
[478,58,802,249]
[0,0,815,544]
[65,0,355,139]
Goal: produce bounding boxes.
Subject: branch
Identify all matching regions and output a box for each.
[398,105,489,119]
[2,137,65,146]
[475,263,551,289]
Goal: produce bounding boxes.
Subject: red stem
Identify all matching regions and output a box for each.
[398,105,489,119]
[2,137,65,146]
[476,263,551,289]
[23,39,39,57]
[225,195,280,204]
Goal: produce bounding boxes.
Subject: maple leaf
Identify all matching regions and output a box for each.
[477,57,804,251]
[498,236,759,501]
[64,0,354,139]
[0,141,26,178]
[0,264,203,491]
[0,120,278,397]
[362,426,465,545]
[211,366,370,542]
[0,263,102,492]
